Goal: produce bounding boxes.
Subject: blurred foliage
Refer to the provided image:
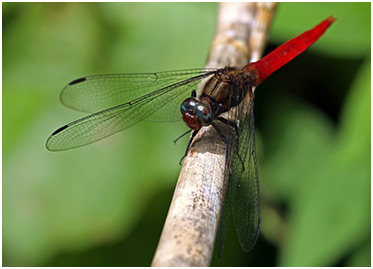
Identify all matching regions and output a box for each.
[3,2,370,267]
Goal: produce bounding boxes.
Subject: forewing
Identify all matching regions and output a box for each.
[46,73,210,151]
[60,69,211,122]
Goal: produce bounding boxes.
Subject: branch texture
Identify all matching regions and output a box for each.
[152,3,277,267]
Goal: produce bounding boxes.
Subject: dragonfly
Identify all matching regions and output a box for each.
[46,17,335,253]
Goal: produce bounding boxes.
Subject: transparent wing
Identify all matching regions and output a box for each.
[46,71,214,151]
[60,69,213,122]
[217,92,260,255]
[230,95,261,252]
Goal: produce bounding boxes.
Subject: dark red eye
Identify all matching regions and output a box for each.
[182,110,201,130]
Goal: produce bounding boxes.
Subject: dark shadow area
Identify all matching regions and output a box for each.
[211,214,277,266]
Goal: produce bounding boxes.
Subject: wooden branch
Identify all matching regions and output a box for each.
[151,3,277,267]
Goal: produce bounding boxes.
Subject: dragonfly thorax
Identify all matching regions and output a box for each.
[181,97,214,130]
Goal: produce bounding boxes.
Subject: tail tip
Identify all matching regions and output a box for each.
[326,16,337,24]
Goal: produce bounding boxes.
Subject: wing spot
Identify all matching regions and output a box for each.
[69,77,86,85]
[51,125,68,135]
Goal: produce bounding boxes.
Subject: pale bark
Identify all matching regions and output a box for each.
[151,3,277,267]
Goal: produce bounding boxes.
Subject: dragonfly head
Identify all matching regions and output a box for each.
[181,97,214,130]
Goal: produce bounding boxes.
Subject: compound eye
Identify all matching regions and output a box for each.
[180,97,197,114]
[195,103,213,126]
[180,98,214,128]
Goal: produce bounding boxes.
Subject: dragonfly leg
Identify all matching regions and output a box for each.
[191,89,197,97]
[216,117,239,139]
[211,122,231,166]
[173,129,192,145]
[211,122,227,145]
[216,117,245,171]
[179,129,199,165]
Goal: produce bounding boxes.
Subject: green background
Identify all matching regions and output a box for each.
[3,2,370,266]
